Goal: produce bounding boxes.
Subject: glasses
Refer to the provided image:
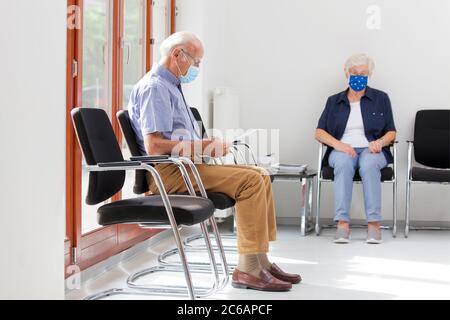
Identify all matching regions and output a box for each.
[181,49,201,67]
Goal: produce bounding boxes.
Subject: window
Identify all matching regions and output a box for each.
[65,0,176,274]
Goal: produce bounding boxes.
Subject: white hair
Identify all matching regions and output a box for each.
[345,53,375,76]
[159,31,201,60]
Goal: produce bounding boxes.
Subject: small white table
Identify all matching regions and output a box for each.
[269,169,317,236]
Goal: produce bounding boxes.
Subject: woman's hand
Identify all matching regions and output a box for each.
[334,141,357,157]
[368,139,383,153]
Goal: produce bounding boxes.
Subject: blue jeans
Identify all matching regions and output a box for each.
[328,148,387,223]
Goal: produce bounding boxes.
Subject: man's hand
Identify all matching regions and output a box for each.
[368,139,383,153]
[334,141,357,157]
[204,137,230,158]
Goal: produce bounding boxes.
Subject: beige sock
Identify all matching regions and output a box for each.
[237,254,262,278]
[257,253,272,270]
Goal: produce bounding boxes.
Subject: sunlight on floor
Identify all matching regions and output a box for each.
[340,256,450,299]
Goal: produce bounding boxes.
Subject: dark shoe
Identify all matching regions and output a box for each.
[231,269,292,291]
[269,263,302,284]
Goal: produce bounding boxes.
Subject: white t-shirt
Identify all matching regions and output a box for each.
[340,101,369,148]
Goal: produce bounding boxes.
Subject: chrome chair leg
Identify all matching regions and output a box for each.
[85,226,210,300]
[184,235,237,252]
[405,180,411,238]
[175,158,231,287]
[126,220,226,296]
[393,180,397,237]
[159,218,234,280]
[184,207,237,252]
[157,247,237,272]
[315,178,321,236]
[315,143,324,236]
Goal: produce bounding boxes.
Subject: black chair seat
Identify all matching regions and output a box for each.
[98,195,215,227]
[321,166,393,181]
[200,192,236,210]
[411,167,450,183]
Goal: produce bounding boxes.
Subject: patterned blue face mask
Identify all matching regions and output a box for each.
[349,75,368,92]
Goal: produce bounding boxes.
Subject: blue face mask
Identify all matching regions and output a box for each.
[349,75,368,92]
[176,51,200,84]
[180,65,199,84]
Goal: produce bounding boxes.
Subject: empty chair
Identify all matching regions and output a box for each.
[405,109,450,237]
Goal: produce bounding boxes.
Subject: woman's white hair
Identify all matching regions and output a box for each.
[159,31,201,60]
[345,53,375,76]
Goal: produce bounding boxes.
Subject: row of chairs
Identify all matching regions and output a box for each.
[73,107,256,300]
[316,109,450,237]
[72,107,232,300]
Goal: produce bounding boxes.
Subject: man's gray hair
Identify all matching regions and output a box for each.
[345,53,375,76]
[159,31,201,59]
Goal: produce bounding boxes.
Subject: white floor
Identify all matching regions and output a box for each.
[66,225,450,300]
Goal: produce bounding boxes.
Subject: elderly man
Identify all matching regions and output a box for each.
[128,31,300,291]
[315,53,397,244]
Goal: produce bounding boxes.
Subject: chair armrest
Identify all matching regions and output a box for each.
[87,161,145,172]
[317,142,326,175]
[85,161,204,226]
[232,140,248,147]
[130,155,169,162]
[130,155,198,196]
[388,141,399,146]
[97,161,141,168]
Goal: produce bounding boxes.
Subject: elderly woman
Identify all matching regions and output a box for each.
[315,53,396,244]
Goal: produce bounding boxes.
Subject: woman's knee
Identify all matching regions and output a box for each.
[331,152,355,173]
[359,153,386,174]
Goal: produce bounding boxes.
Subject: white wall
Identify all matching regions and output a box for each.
[176,0,227,128]
[177,0,450,224]
[0,0,66,299]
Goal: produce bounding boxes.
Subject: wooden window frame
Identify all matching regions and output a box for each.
[65,0,177,276]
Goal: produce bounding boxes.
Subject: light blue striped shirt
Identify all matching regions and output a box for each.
[128,64,202,155]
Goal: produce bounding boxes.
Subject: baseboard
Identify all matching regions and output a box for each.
[276,217,450,228]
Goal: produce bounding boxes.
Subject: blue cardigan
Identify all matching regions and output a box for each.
[317,86,396,166]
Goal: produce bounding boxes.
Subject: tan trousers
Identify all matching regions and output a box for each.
[148,163,277,254]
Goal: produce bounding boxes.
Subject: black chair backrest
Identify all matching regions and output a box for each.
[190,107,207,138]
[116,107,206,195]
[117,110,150,195]
[71,108,126,205]
[414,109,450,169]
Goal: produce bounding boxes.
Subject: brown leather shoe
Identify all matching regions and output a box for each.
[268,263,302,284]
[231,269,292,291]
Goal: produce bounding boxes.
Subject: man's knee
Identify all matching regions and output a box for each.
[242,169,265,188]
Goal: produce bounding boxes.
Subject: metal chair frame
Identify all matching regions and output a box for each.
[405,141,450,237]
[315,142,398,237]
